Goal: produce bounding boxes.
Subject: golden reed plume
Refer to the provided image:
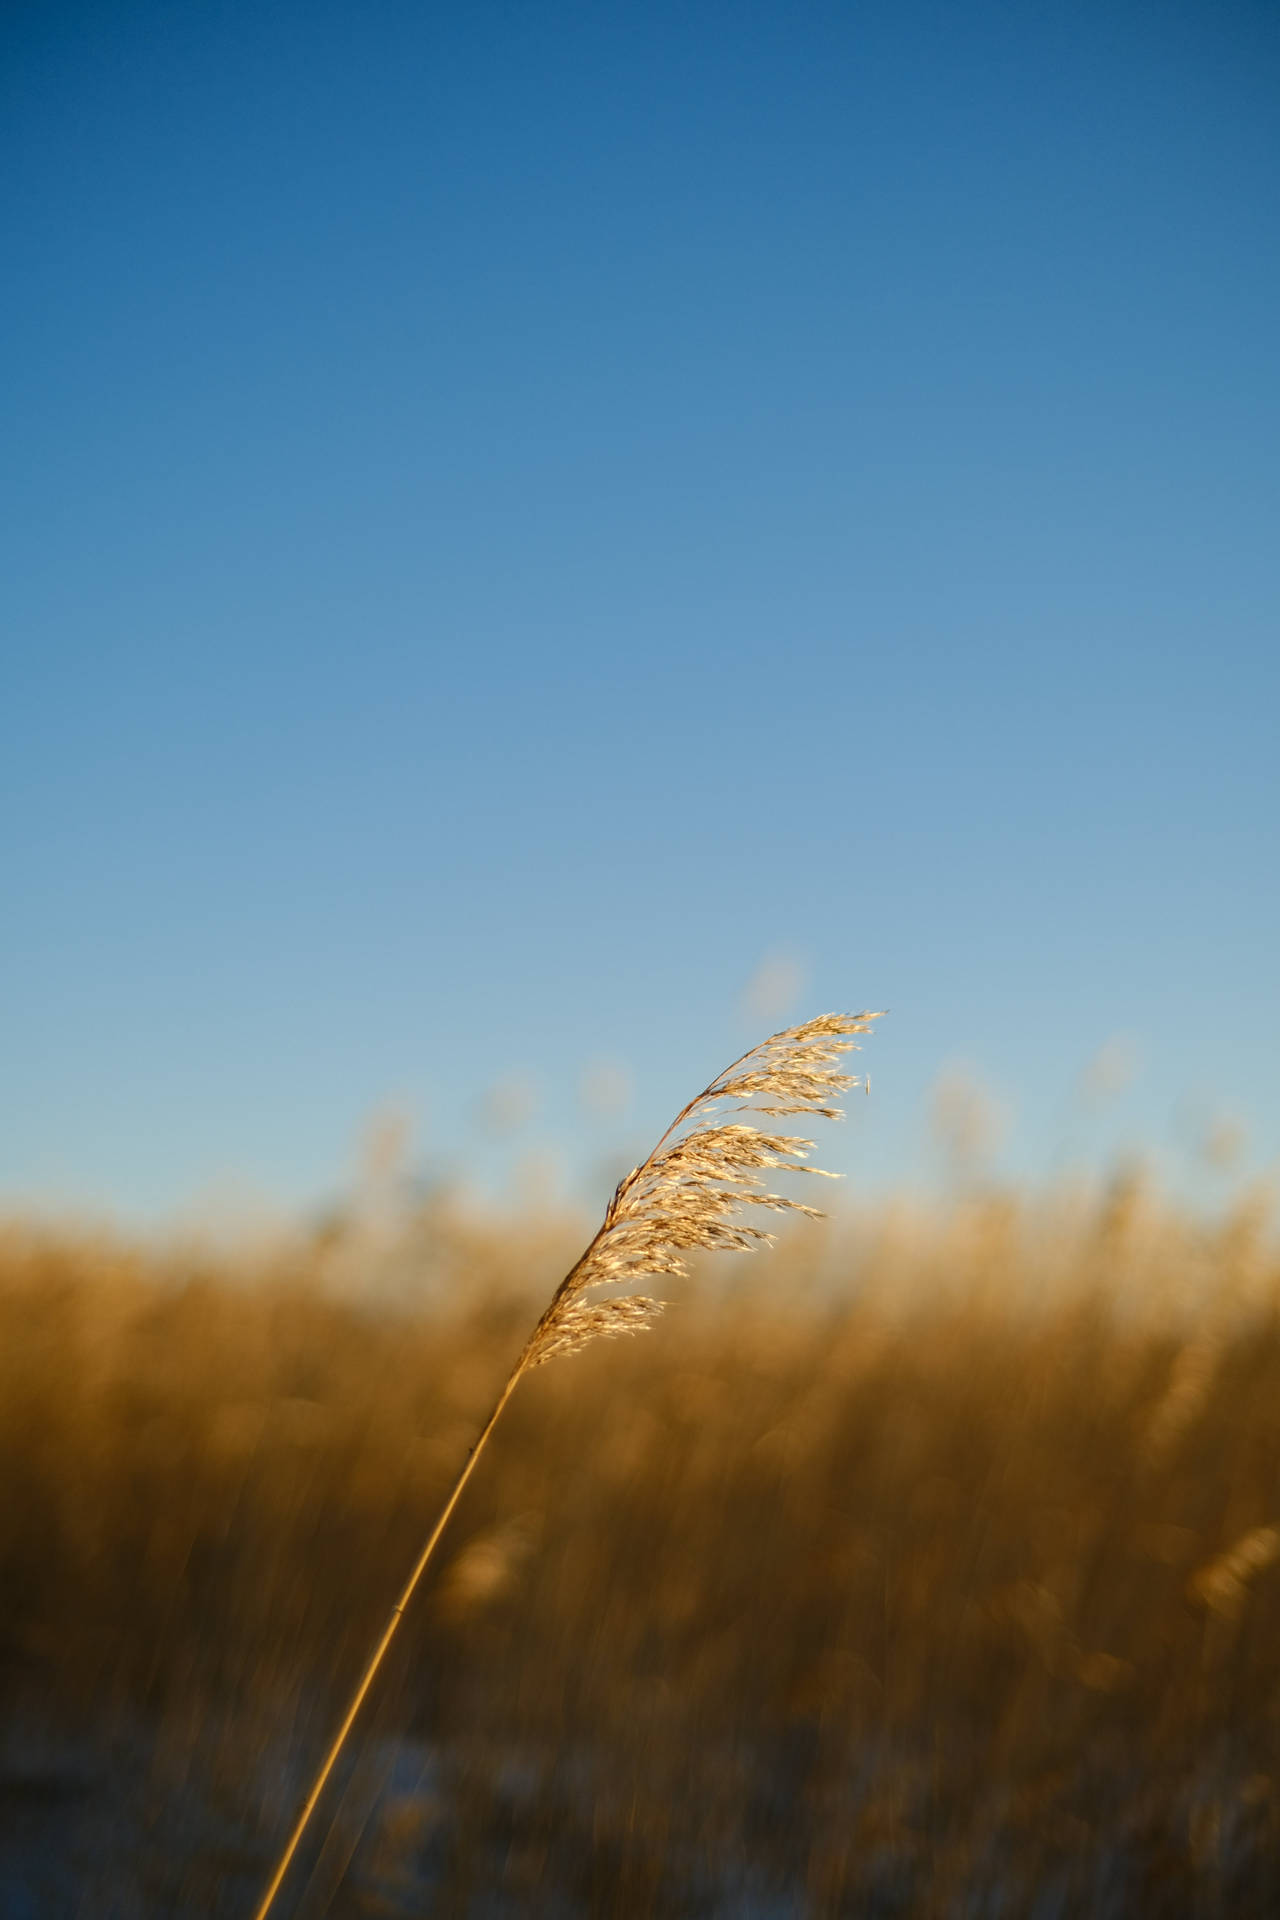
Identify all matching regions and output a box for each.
[253,1010,882,1919]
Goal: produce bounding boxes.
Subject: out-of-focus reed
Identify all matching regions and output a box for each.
[2,1168,1279,1915]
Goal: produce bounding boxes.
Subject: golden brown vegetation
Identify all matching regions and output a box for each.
[2,1172,1280,1915]
[253,1011,880,1919]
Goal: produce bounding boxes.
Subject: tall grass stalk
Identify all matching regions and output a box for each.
[252,1011,881,1919]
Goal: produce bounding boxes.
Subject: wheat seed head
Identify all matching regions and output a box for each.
[525,1011,884,1367]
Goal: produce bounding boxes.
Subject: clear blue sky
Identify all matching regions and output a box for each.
[4,0,1278,1222]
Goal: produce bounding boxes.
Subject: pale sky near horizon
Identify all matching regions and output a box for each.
[4,0,1278,1224]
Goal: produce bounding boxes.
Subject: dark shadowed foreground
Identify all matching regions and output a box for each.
[3,1179,1280,1916]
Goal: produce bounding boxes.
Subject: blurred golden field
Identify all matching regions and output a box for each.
[3,1175,1280,1916]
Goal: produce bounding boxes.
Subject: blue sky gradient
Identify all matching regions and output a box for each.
[4,0,1278,1220]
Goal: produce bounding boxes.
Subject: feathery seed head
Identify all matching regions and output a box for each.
[525,1011,883,1369]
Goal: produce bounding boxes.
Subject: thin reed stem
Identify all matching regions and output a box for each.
[251,1368,524,1920]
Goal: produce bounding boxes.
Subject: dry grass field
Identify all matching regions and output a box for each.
[2,1173,1280,1915]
